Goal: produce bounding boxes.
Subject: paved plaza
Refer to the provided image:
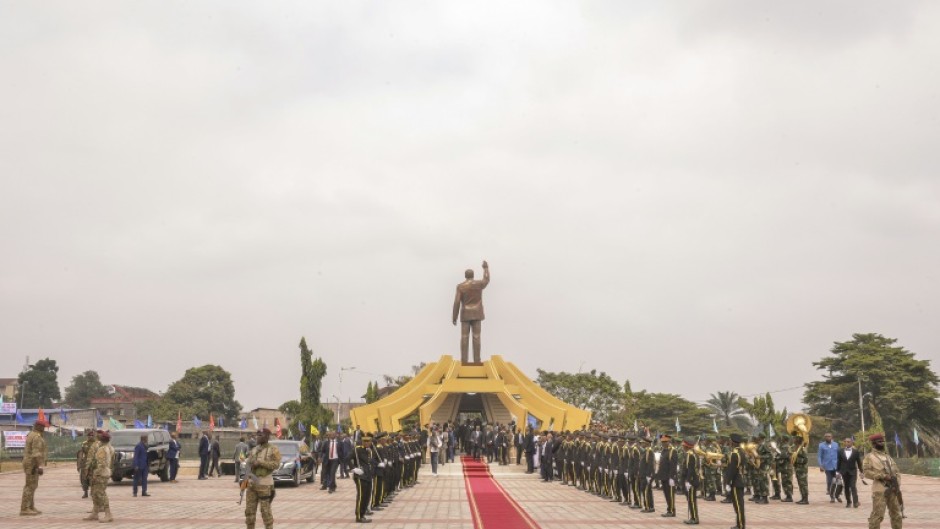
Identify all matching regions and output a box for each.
[1,458,937,528]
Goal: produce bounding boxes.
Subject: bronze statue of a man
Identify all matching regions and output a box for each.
[452,260,490,364]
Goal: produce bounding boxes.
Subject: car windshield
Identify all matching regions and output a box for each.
[273,443,299,456]
[109,431,148,447]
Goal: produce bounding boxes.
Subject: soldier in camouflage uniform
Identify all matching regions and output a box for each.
[20,420,48,516]
[77,429,96,499]
[792,435,809,504]
[85,429,115,522]
[754,433,771,504]
[775,434,794,502]
[862,433,902,529]
[702,436,721,501]
[245,428,281,529]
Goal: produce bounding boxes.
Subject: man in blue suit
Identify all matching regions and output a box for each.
[817,432,840,502]
[198,431,210,480]
[132,435,150,497]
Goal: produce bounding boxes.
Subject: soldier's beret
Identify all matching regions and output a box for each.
[99,431,111,440]
[729,433,745,444]
[869,433,885,442]
[683,437,696,447]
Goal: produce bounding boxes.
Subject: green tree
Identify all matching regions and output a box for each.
[279,400,303,418]
[803,333,940,445]
[364,381,380,403]
[704,391,752,432]
[381,363,427,396]
[739,393,787,436]
[617,388,714,434]
[294,337,332,431]
[17,358,61,408]
[63,370,110,408]
[536,368,623,421]
[138,365,241,422]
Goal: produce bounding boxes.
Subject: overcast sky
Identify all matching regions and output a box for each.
[2,1,939,417]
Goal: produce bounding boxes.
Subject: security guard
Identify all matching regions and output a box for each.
[20,419,48,516]
[244,428,281,529]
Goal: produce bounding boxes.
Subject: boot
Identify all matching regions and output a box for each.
[29,508,42,514]
[82,491,89,499]
[781,495,793,502]
[84,510,99,521]
[796,496,808,505]
[99,509,113,523]
[769,494,781,500]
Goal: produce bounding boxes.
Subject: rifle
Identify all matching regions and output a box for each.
[885,477,905,518]
[238,455,260,505]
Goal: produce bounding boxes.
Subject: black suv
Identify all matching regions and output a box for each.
[109,428,172,483]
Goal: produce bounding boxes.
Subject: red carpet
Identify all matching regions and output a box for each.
[461,456,541,529]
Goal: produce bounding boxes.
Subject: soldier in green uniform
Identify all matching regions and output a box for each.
[77,429,96,499]
[85,429,115,523]
[638,436,655,513]
[775,434,794,502]
[792,435,809,504]
[754,433,771,504]
[20,419,48,516]
[351,434,375,523]
[244,428,281,529]
[702,436,721,501]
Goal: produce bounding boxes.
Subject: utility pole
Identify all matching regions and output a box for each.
[858,375,866,432]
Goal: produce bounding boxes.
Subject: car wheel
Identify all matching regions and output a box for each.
[112,475,123,483]
[306,468,314,483]
[159,464,170,482]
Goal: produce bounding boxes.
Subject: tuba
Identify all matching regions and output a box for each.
[786,413,813,448]
[693,442,724,466]
[741,442,760,467]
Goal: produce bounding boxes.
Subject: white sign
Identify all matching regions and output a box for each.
[3,431,28,448]
[0,402,16,414]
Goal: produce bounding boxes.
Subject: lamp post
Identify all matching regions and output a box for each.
[857,376,873,431]
[18,380,27,409]
[332,394,340,426]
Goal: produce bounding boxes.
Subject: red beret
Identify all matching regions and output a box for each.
[99,431,111,440]
[35,419,50,427]
[868,433,884,442]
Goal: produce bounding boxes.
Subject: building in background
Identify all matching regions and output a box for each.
[89,385,160,427]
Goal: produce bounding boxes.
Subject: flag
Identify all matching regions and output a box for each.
[240,418,247,430]
[109,417,124,430]
[176,411,182,433]
[913,427,920,446]
[252,415,259,430]
[209,414,215,431]
[634,420,638,433]
[894,431,902,448]
[134,419,145,428]
[275,418,282,439]
[193,416,202,428]
[97,411,103,428]
[675,417,681,433]
[336,423,342,433]
[71,428,77,440]
[147,415,153,428]
[310,425,319,436]
[16,410,25,424]
[59,409,68,423]
[768,423,776,438]
[219,416,224,428]
[288,427,293,439]
[298,420,305,435]
[713,418,719,433]
[38,408,47,424]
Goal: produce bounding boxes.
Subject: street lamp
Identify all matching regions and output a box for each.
[857,375,873,431]
[331,394,341,425]
[18,380,27,409]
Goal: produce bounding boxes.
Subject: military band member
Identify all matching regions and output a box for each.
[792,435,809,504]
[85,430,115,523]
[351,434,375,523]
[657,434,678,517]
[703,436,722,501]
[244,428,281,529]
[20,419,48,516]
[724,433,746,529]
[681,437,701,525]
[754,433,771,504]
[776,434,794,502]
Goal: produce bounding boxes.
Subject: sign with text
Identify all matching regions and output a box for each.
[0,402,16,414]
[3,431,28,448]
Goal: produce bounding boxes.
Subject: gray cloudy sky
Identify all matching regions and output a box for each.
[2,1,939,416]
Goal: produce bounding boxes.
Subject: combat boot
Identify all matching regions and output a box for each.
[769,494,781,500]
[781,495,793,502]
[83,509,99,521]
[29,508,42,514]
[99,509,113,523]
[796,496,808,505]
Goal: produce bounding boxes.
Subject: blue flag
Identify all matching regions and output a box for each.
[193,416,202,428]
[71,428,77,440]
[218,417,224,428]
[147,415,153,428]
[16,410,25,423]
[134,419,145,428]
[59,409,68,422]
[298,420,305,434]
[336,423,342,433]
[240,418,248,430]
[894,431,902,448]
[96,411,103,428]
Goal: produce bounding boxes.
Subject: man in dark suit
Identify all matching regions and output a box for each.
[837,437,863,508]
[197,431,210,480]
[524,427,536,474]
[514,428,524,465]
[132,435,150,497]
[319,432,347,493]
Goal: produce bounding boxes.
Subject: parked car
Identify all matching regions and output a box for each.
[109,428,172,483]
[239,440,315,487]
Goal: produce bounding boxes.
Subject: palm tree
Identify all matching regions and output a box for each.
[705,391,753,431]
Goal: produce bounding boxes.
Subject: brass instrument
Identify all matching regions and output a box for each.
[693,442,724,466]
[785,413,813,448]
[742,442,760,468]
[768,441,781,456]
